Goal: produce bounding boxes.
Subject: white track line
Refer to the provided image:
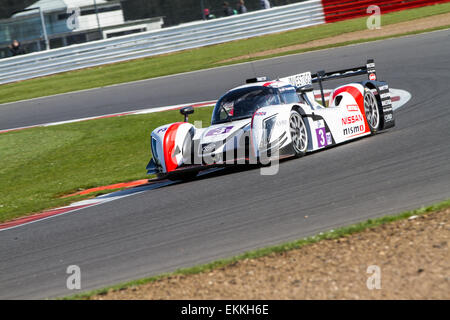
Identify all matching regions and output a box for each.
[0,100,216,134]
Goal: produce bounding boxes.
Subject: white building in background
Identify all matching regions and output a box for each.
[0,0,164,57]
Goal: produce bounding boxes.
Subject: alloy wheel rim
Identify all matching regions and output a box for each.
[290,113,307,153]
[365,92,379,129]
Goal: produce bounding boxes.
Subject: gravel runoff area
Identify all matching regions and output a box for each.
[220,12,450,63]
[92,208,449,299]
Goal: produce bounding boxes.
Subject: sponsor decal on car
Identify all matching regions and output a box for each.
[369,73,377,81]
[206,126,234,136]
[202,143,216,153]
[314,120,325,128]
[343,125,364,135]
[346,104,359,112]
[316,127,328,148]
[342,114,364,125]
[276,119,287,126]
[278,86,296,93]
[326,132,332,145]
[280,72,312,88]
[157,127,168,133]
[254,112,267,116]
[384,113,394,122]
[315,120,325,128]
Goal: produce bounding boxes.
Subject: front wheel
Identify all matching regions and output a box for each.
[364,88,380,134]
[289,110,308,157]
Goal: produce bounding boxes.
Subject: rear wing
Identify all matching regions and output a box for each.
[312,59,377,106]
[280,59,394,130]
[279,59,377,106]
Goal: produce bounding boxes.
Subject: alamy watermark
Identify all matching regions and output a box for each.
[66,265,81,290]
[367,5,381,30]
[66,7,80,30]
[366,265,381,290]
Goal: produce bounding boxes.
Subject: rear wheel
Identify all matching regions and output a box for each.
[289,110,308,157]
[364,88,380,134]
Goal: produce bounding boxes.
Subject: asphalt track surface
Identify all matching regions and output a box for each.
[0,30,449,299]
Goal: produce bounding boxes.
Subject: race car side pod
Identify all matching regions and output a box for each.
[312,59,376,107]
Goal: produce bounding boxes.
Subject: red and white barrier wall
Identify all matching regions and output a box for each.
[321,0,450,23]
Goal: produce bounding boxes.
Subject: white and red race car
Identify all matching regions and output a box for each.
[146,59,395,180]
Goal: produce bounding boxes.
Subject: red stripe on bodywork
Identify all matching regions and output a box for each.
[332,85,370,134]
[163,122,184,173]
[0,101,216,135]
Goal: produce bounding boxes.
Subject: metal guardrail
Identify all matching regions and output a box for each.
[0,0,325,85]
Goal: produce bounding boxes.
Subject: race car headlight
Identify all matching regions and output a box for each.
[261,115,277,147]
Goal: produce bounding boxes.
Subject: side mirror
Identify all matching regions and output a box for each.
[180,106,194,122]
[296,85,314,94]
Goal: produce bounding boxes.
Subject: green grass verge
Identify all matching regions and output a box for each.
[65,199,450,300]
[0,106,214,223]
[1,3,450,104]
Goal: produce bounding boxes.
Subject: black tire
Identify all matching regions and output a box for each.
[364,88,380,134]
[289,110,308,157]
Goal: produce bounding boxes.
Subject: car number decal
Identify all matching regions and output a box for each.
[206,126,234,136]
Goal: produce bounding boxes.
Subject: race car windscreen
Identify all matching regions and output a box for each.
[212,87,282,124]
